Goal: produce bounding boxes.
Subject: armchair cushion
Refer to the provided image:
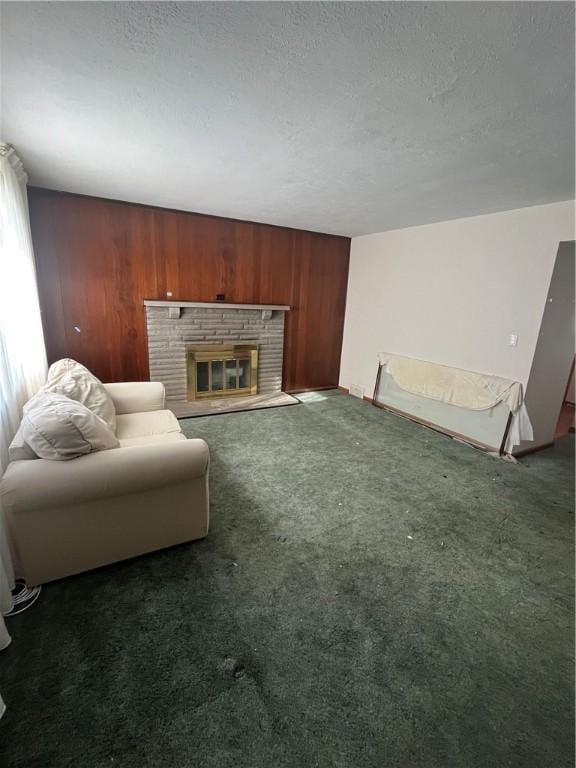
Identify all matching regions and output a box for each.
[8,426,38,461]
[118,432,186,448]
[103,382,165,415]
[116,410,181,441]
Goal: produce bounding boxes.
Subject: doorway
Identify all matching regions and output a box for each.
[555,355,575,439]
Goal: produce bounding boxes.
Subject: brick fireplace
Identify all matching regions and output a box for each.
[144,301,292,415]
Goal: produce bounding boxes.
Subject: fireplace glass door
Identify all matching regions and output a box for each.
[187,345,258,400]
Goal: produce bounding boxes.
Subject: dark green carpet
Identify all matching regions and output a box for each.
[1,391,574,767]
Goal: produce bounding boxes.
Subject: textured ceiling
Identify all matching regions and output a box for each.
[1,2,574,236]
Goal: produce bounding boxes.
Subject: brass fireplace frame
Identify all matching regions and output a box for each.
[186,344,258,400]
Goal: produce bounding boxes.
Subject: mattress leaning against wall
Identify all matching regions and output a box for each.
[373,354,532,453]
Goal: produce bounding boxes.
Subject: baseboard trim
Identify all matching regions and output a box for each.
[511,442,555,458]
[337,385,374,404]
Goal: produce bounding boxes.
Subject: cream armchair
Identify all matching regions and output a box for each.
[1,382,209,585]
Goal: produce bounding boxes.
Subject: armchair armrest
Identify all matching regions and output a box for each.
[103,382,165,414]
[1,440,209,513]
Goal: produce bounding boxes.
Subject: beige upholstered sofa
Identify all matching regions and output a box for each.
[1,382,209,585]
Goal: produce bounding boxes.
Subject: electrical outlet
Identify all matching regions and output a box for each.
[509,333,518,347]
[349,384,364,399]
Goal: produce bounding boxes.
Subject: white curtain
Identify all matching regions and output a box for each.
[0,144,48,714]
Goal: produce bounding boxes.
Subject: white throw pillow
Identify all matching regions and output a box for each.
[21,392,119,461]
[43,358,116,433]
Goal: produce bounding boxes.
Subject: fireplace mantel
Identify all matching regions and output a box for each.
[144,300,290,310]
[144,300,290,321]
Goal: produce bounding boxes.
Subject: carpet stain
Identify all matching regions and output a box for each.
[0,391,573,767]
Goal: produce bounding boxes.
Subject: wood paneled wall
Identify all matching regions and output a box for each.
[28,188,350,392]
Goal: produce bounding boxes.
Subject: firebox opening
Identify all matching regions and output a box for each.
[186,344,258,400]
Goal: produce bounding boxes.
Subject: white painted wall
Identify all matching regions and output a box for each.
[340,202,575,401]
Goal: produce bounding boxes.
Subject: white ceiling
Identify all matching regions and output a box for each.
[2,2,574,236]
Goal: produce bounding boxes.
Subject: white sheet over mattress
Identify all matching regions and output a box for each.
[377,352,533,448]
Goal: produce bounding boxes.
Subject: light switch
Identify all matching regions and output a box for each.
[509,333,518,347]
